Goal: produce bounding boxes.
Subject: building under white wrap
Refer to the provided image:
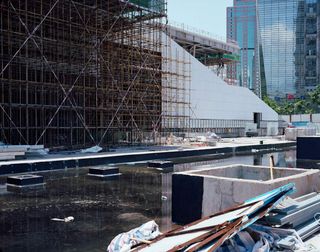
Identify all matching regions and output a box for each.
[163,35,279,137]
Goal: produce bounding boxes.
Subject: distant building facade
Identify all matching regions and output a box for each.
[227,0,261,97]
[296,0,319,95]
[228,0,320,100]
[257,0,302,99]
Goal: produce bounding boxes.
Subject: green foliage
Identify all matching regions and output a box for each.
[263,85,320,115]
[262,96,281,113]
[281,102,294,115]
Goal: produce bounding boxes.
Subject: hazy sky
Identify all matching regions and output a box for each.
[167,1,233,39]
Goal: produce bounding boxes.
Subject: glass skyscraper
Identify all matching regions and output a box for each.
[297,0,319,95]
[257,0,301,99]
[227,0,261,96]
[228,0,319,99]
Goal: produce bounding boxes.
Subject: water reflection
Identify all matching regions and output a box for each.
[253,154,263,166]
[0,169,162,252]
[0,147,319,251]
[161,173,172,232]
[174,149,298,172]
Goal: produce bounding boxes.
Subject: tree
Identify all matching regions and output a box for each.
[263,84,320,115]
[308,85,320,112]
[262,96,281,114]
[293,100,306,114]
[281,102,294,115]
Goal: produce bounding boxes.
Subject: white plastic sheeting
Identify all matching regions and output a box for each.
[165,34,278,122]
[107,221,160,252]
[80,145,103,153]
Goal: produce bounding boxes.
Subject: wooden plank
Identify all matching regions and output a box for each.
[0,155,16,161]
[0,147,28,152]
[0,145,45,153]
[0,152,25,157]
[186,218,242,252]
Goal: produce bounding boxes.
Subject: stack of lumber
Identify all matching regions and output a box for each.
[264,192,320,240]
[0,145,47,161]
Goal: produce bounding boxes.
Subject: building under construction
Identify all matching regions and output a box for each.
[0,0,185,149]
[0,0,279,150]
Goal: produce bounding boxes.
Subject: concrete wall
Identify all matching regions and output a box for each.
[201,168,319,216]
[166,34,278,122]
[172,165,320,224]
[194,165,302,181]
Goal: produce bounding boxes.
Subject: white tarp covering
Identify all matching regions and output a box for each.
[107,221,160,252]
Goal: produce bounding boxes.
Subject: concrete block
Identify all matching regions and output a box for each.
[297,136,320,160]
[87,166,121,179]
[7,174,44,186]
[172,174,203,224]
[6,174,45,193]
[172,164,320,222]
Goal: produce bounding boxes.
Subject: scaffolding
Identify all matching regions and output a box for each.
[161,27,191,141]
[0,0,176,149]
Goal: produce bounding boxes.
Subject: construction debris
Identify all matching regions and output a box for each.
[0,144,48,161]
[51,216,74,223]
[107,221,160,252]
[80,145,103,154]
[263,192,320,241]
[108,183,296,251]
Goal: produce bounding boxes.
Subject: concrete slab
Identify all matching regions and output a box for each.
[172,164,320,224]
[0,138,295,175]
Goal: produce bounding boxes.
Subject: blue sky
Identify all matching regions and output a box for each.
[167,1,233,39]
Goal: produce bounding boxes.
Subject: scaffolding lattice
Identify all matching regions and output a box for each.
[0,0,174,149]
[161,27,191,141]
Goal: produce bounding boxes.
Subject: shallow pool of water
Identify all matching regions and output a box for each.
[0,148,319,252]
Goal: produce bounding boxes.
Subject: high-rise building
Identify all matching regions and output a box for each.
[227,0,261,97]
[229,0,320,99]
[257,0,303,99]
[296,0,319,95]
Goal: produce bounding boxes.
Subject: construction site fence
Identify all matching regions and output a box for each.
[162,119,280,138]
[280,114,320,135]
[280,113,320,123]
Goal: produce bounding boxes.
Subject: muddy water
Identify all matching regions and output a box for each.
[0,148,318,252]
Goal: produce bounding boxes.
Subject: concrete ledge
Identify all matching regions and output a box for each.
[0,141,295,175]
